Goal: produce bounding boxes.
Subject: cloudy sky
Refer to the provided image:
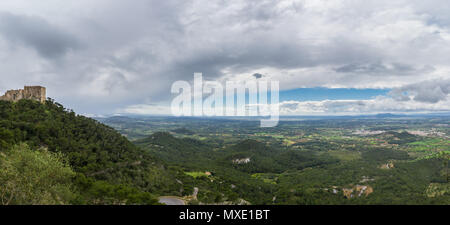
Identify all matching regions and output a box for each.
[0,0,449,116]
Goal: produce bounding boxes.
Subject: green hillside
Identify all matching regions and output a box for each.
[0,99,184,204]
[133,128,449,205]
[134,132,340,204]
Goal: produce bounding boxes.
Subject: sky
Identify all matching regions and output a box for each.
[0,0,449,116]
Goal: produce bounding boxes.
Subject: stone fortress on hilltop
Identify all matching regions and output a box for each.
[0,86,46,103]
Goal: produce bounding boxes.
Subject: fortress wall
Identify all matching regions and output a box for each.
[0,86,46,103]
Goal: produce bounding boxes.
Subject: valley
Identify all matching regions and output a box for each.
[98,115,450,205]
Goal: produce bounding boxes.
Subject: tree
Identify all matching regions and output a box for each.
[0,143,76,205]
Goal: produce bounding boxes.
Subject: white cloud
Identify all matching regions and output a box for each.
[0,0,449,114]
[119,104,171,115]
[119,94,450,116]
[279,96,450,115]
[388,78,450,103]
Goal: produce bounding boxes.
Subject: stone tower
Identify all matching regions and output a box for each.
[0,86,46,103]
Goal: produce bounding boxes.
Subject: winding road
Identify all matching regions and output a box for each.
[158,196,186,205]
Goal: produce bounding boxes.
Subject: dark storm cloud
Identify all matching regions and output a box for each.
[334,62,435,76]
[0,12,81,59]
[253,73,262,79]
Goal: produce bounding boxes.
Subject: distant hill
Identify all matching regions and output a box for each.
[375,113,402,118]
[134,133,277,204]
[135,132,211,166]
[171,127,195,135]
[136,132,337,174]
[134,132,339,204]
[374,131,420,144]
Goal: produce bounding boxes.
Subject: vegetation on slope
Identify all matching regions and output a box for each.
[135,132,341,204]
[0,99,184,204]
[0,143,75,204]
[134,129,449,205]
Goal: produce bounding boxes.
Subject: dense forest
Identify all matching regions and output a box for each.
[135,131,449,204]
[0,99,189,204]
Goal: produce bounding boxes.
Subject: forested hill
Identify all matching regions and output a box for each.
[134,132,341,204]
[0,99,184,204]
